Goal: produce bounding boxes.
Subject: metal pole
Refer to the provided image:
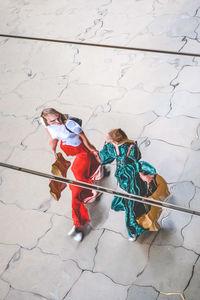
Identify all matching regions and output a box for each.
[0,162,200,217]
[0,34,200,58]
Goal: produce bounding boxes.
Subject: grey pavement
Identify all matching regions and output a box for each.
[0,1,200,300]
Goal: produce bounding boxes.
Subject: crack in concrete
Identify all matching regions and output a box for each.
[20,120,40,150]
[91,270,129,287]
[180,215,193,243]
[183,255,200,296]
[126,283,160,300]
[139,114,159,139]
[75,0,112,42]
[165,91,175,116]
[0,246,21,278]
[99,227,127,240]
[61,270,84,300]
[134,232,159,279]
[31,215,54,249]
[92,228,105,271]
[2,247,22,277]
[178,6,200,53]
[0,280,50,300]
[148,137,193,150]
[0,37,9,47]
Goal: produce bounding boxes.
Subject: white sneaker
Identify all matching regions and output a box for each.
[128,235,137,242]
[68,226,76,236]
[73,231,83,242]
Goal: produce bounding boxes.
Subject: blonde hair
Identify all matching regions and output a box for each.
[107,128,135,145]
[41,108,67,126]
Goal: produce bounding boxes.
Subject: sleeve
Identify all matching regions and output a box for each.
[99,143,115,165]
[66,120,83,134]
[150,175,170,201]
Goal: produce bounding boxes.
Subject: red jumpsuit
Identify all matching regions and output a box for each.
[60,141,100,227]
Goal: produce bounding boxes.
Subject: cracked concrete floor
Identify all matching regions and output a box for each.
[0,1,200,300]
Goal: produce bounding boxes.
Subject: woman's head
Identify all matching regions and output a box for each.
[139,161,156,183]
[107,128,128,144]
[41,108,66,126]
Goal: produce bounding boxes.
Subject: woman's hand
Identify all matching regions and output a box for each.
[105,134,112,144]
[92,150,101,163]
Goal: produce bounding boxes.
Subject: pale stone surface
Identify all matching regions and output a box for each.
[59,82,123,109]
[0,142,15,163]
[183,215,200,253]
[147,14,199,39]
[111,89,171,116]
[87,193,112,229]
[1,0,200,53]
[0,202,52,248]
[5,289,47,300]
[139,140,189,183]
[168,91,200,118]
[153,210,191,247]
[47,188,72,219]
[183,187,200,252]
[180,150,200,187]
[142,116,199,148]
[0,1,200,298]
[173,66,200,93]
[101,209,129,238]
[66,271,128,300]
[94,230,150,285]
[181,39,200,55]
[2,248,82,300]
[85,111,157,140]
[7,145,53,172]
[0,115,36,148]
[0,170,51,210]
[0,244,19,275]
[38,215,103,270]
[119,55,180,93]
[0,279,10,299]
[184,257,200,300]
[158,294,183,300]
[127,285,158,300]
[154,182,195,246]
[190,187,200,210]
[136,245,198,292]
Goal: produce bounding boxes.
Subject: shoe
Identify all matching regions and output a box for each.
[68,226,76,236]
[73,231,83,242]
[128,234,137,242]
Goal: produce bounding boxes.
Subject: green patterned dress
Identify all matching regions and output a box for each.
[99,142,147,237]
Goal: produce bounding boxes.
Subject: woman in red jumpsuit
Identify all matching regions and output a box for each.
[41,108,101,241]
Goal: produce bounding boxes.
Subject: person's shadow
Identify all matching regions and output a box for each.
[83,164,117,236]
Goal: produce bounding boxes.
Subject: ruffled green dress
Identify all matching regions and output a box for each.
[99,142,148,237]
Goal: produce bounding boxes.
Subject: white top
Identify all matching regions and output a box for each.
[40,117,83,146]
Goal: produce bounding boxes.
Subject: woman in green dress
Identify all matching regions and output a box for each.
[99,128,149,241]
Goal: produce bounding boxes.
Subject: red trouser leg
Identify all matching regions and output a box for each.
[71,150,99,182]
[70,185,90,227]
[61,142,99,227]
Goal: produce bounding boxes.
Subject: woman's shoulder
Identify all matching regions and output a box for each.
[66,119,80,128]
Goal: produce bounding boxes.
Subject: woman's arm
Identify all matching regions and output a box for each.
[46,129,58,159]
[79,131,100,162]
